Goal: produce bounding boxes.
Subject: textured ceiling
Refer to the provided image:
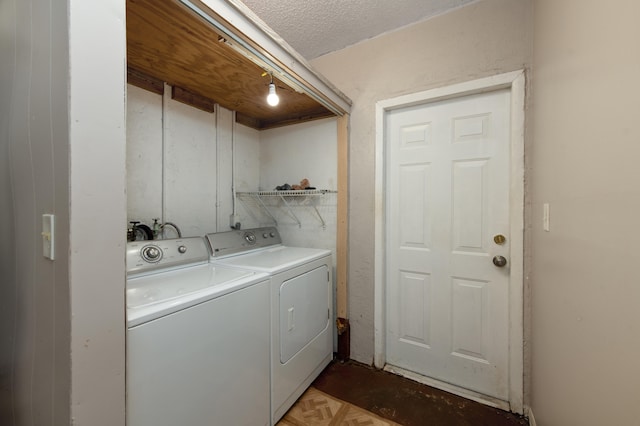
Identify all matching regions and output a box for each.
[240,0,477,59]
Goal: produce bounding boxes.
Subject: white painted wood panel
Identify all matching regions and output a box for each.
[164,93,217,237]
[233,123,261,192]
[259,118,337,191]
[126,85,163,226]
[248,118,338,254]
[216,106,233,232]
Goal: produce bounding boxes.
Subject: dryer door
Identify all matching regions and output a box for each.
[280,265,330,363]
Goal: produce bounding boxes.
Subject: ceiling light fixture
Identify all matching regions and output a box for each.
[267,74,279,107]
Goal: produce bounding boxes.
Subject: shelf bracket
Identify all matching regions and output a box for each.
[252,193,278,226]
[277,193,302,228]
[311,204,326,229]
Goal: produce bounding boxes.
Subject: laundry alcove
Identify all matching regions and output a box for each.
[125,0,352,352]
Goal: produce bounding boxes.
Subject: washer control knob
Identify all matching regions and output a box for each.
[141,245,162,263]
[263,233,269,238]
[178,245,187,254]
[244,232,257,245]
[270,232,276,238]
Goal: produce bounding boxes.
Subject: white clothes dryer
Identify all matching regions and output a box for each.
[126,237,271,426]
[206,227,334,425]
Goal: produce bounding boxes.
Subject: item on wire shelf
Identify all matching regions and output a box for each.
[275,183,292,191]
[291,178,310,190]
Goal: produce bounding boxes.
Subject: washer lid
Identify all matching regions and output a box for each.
[127,264,268,327]
[213,245,331,274]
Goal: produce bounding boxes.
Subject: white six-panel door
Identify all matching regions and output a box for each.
[385,89,511,401]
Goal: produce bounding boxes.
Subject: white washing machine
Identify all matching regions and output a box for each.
[206,227,334,424]
[126,237,271,426]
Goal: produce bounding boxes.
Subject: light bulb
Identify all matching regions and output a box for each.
[267,82,279,106]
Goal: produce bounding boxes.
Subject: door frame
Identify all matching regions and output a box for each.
[373,70,525,413]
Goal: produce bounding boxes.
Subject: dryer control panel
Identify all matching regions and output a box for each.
[206,227,282,258]
[126,237,209,276]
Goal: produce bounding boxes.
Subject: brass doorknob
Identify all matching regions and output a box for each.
[493,255,507,267]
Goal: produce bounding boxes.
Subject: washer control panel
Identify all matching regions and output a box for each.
[126,237,209,276]
[207,227,282,258]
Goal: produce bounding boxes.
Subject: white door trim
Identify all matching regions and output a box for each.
[374,70,525,413]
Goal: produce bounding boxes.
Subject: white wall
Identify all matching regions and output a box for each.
[127,85,250,237]
[235,116,338,295]
[530,1,640,424]
[215,107,234,232]
[1,0,128,424]
[232,119,338,251]
[233,121,261,192]
[164,90,217,237]
[311,0,532,365]
[259,118,338,192]
[127,85,163,224]
[257,118,338,247]
[126,88,338,253]
[127,95,339,242]
[0,1,72,424]
[68,0,127,424]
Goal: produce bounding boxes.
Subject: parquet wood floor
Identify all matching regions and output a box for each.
[277,387,401,426]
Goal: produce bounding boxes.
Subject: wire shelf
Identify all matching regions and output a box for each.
[236,190,337,228]
[237,189,337,197]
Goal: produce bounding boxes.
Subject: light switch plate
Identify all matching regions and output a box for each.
[42,214,55,260]
[543,203,550,232]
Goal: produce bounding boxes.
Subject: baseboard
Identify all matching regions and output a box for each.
[526,406,537,426]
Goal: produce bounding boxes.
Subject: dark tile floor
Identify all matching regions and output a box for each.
[312,360,529,426]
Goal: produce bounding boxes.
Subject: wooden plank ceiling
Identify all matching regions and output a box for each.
[126,0,334,129]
